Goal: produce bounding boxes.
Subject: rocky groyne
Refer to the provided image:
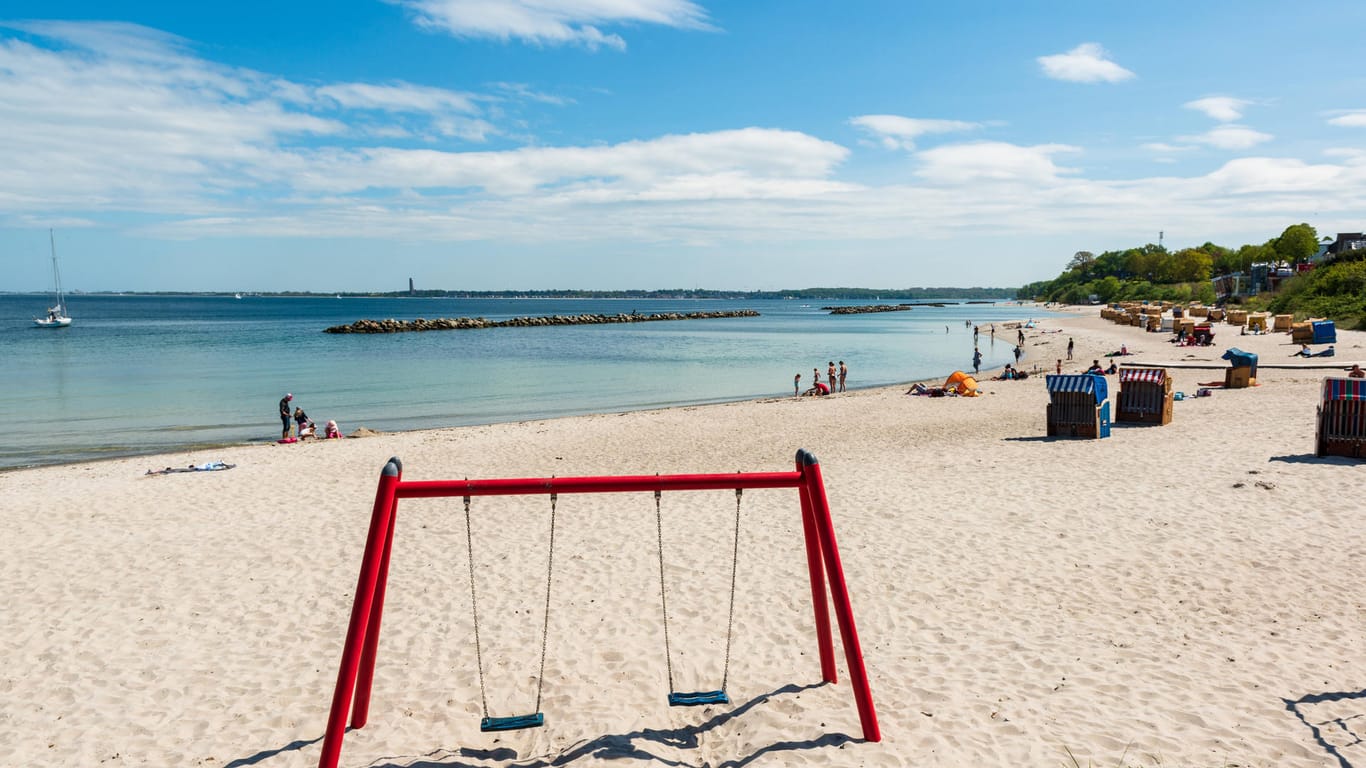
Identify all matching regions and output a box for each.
[324,309,760,333]
[823,304,914,315]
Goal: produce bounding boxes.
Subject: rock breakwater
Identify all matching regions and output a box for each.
[324,309,760,333]
[823,304,914,315]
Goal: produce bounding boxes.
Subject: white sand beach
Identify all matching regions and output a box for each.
[2,309,1364,768]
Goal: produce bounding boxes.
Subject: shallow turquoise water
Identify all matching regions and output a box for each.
[0,294,1042,468]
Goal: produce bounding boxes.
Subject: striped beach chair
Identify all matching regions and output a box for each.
[1045,374,1111,439]
[1316,378,1366,459]
[1117,367,1173,425]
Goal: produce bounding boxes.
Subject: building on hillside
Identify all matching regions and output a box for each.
[1324,232,1365,260]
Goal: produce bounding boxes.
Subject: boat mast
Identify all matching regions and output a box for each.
[49,228,65,314]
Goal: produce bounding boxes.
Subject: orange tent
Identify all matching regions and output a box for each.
[944,370,979,396]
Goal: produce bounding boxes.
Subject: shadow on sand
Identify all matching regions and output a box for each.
[1270,453,1360,465]
[1285,689,1366,768]
[229,682,859,768]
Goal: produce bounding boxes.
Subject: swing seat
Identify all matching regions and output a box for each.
[669,690,729,707]
[480,712,544,732]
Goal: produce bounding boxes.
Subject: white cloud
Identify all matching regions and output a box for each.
[394,0,712,50]
[1178,125,1274,150]
[849,115,979,150]
[914,141,1080,184]
[1201,157,1341,194]
[0,21,584,214]
[315,82,480,114]
[1141,142,1194,153]
[1328,111,1366,127]
[291,128,850,197]
[1185,96,1251,122]
[1037,43,1135,83]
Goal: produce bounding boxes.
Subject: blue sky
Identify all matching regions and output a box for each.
[3,1,1365,292]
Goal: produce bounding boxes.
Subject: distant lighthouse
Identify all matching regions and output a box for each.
[408,277,414,296]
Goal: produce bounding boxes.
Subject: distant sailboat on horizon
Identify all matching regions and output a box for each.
[33,229,72,329]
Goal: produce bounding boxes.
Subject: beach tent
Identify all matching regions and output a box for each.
[1117,367,1173,425]
[1315,378,1366,458]
[1222,347,1258,388]
[1044,373,1110,438]
[943,370,979,396]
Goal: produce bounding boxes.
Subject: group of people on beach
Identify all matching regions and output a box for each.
[796,360,847,396]
[278,393,342,441]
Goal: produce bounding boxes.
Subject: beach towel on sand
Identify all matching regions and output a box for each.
[146,461,235,475]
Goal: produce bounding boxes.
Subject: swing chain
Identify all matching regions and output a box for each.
[653,485,675,693]
[721,487,742,691]
[536,491,557,713]
[463,493,490,719]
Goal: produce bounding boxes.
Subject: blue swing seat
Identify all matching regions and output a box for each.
[669,690,729,707]
[480,712,544,732]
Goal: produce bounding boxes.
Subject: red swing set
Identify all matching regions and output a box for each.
[317,448,880,768]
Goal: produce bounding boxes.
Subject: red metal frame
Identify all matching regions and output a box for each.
[317,449,879,768]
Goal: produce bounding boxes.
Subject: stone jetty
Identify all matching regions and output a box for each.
[324,309,760,333]
[822,304,914,315]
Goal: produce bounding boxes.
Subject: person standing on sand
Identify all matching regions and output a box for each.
[794,373,801,396]
[813,367,821,389]
[1013,345,1023,364]
[827,361,837,393]
[279,393,293,439]
[1056,359,1063,375]
[838,361,847,392]
[1017,328,1025,345]
[1067,337,1074,361]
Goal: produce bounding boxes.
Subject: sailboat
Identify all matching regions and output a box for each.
[33,229,72,328]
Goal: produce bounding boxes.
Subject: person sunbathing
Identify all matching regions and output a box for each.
[1349,364,1365,379]
[905,383,948,396]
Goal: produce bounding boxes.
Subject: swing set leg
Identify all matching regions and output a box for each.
[798,450,880,743]
[797,454,837,684]
[319,459,402,768]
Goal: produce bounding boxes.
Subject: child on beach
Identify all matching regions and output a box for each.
[794,373,801,395]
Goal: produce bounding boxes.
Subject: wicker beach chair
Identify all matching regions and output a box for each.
[1045,374,1111,439]
[1221,347,1259,389]
[1315,378,1366,459]
[1116,367,1173,425]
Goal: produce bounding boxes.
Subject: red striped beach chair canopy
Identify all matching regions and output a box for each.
[1119,367,1166,384]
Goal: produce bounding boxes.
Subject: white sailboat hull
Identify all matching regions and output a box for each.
[34,316,73,328]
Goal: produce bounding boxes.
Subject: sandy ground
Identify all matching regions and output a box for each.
[2,308,1364,768]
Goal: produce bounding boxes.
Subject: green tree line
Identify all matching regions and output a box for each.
[1017,223,1321,305]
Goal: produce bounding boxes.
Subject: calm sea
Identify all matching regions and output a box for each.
[0,294,1042,469]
